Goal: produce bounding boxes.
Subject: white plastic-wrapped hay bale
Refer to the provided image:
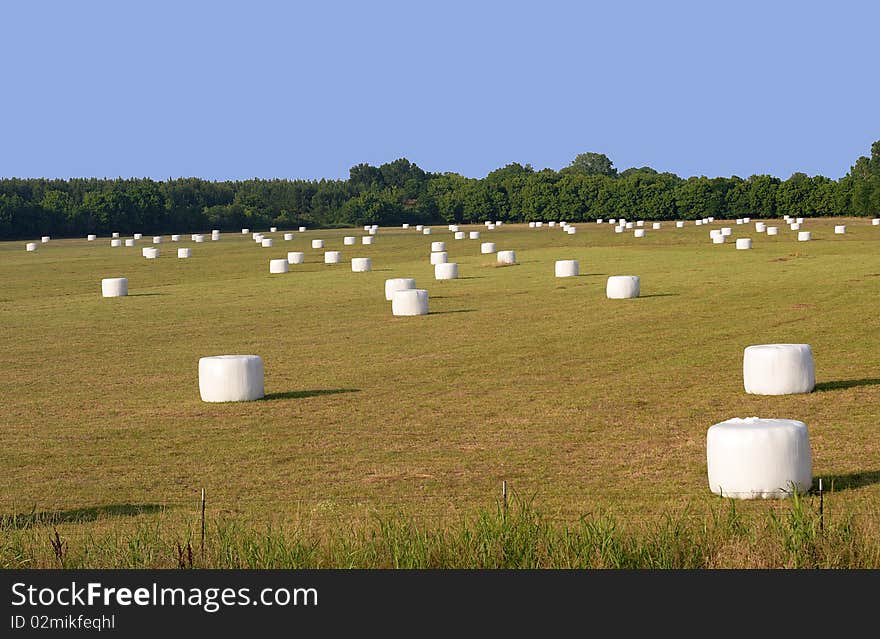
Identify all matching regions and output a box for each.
[449,225,459,232]
[676,221,685,228]
[743,217,750,223]
[625,222,634,229]
[536,221,544,227]
[430,251,448,265]
[261,238,273,248]
[198,355,264,402]
[171,234,180,242]
[736,219,744,225]
[178,248,191,259]
[110,239,122,247]
[481,242,496,254]
[497,250,516,264]
[798,231,811,241]
[299,226,306,232]
[469,231,480,239]
[555,260,579,277]
[834,225,846,234]
[194,234,205,242]
[487,223,495,230]
[551,221,558,227]
[454,231,465,240]
[101,277,128,297]
[416,224,423,231]
[423,228,432,235]
[195,234,202,241]
[652,222,661,230]
[364,225,371,231]
[755,222,766,233]
[706,417,812,499]
[153,236,162,244]
[269,258,288,273]
[735,238,752,250]
[288,251,304,264]
[495,220,502,226]
[790,223,801,231]
[695,220,703,226]
[284,233,294,241]
[431,241,446,252]
[324,251,342,264]
[743,344,815,395]
[132,233,141,240]
[87,234,97,241]
[528,222,536,228]
[125,239,136,247]
[873,218,880,225]
[144,247,159,259]
[371,225,378,231]
[351,257,371,272]
[606,275,640,299]
[242,228,250,234]
[435,262,458,279]
[636,220,644,227]
[311,239,324,249]
[385,277,416,301]
[369,228,378,235]
[362,236,375,245]
[796,217,804,224]
[609,219,617,224]
[392,289,428,316]
[141,247,150,257]
[711,232,725,244]
[720,227,732,236]
[270,226,277,233]
[614,226,624,234]
[112,232,120,238]
[211,230,220,241]
[566,227,577,234]
[343,236,356,245]
[26,242,37,251]
[766,226,778,236]
[402,223,410,229]
[634,229,645,238]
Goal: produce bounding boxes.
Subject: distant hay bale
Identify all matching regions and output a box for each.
[324,251,342,264]
[555,260,579,277]
[435,262,458,279]
[269,258,289,273]
[178,248,191,259]
[385,277,416,301]
[496,250,516,264]
[287,252,305,264]
[392,289,428,316]
[351,257,372,272]
[430,251,448,265]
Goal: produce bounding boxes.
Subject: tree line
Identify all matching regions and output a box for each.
[1,143,878,239]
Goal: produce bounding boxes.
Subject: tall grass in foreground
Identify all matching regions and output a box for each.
[3,495,878,568]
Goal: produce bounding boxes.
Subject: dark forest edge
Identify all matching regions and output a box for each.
[2,143,878,239]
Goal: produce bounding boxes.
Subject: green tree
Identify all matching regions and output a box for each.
[562,152,617,177]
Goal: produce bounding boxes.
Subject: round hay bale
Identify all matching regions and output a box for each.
[141,247,151,257]
[454,231,465,240]
[789,223,800,231]
[695,220,703,226]
[198,355,264,402]
[481,242,496,254]
[422,228,432,235]
[652,222,661,230]
[362,236,375,245]
[351,257,371,272]
[125,239,136,247]
[742,217,750,223]
[144,247,159,259]
[469,231,480,239]
[606,275,640,299]
[431,241,446,252]
[392,289,428,316]
[487,223,495,230]
[364,225,371,231]
[110,239,122,247]
[614,226,624,233]
[766,226,779,236]
[448,225,459,232]
[261,238,273,248]
[311,239,325,249]
[676,221,685,228]
[720,227,732,236]
[625,222,634,229]
[636,221,645,227]
[736,219,744,225]
[87,234,97,241]
[26,242,37,251]
[284,233,294,241]
[755,222,766,233]
[270,227,277,232]
[324,251,342,264]
[706,417,812,499]
[287,252,305,264]
[194,234,205,242]
[834,225,846,234]
[178,248,191,259]
[242,228,250,234]
[430,251,448,265]
[496,250,516,264]
[369,228,378,235]
[736,238,752,250]
[112,232,120,238]
[796,217,804,224]
[101,277,128,297]
[299,226,307,232]
[171,234,181,241]
[872,218,879,225]
[555,260,579,277]
[712,235,725,244]
[536,221,544,227]
[435,262,458,279]
[211,230,220,241]
[269,259,289,273]
[344,236,356,245]
[797,231,811,241]
[634,229,645,238]
[743,344,815,395]
[153,236,162,244]
[385,277,416,301]
[416,225,423,231]
[132,233,142,240]
[566,227,577,234]
[528,222,536,228]
[402,223,410,229]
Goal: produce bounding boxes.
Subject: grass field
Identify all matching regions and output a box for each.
[2,218,880,567]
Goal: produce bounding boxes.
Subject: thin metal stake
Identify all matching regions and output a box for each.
[200,488,206,562]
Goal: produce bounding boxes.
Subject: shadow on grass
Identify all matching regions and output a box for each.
[639,293,679,298]
[813,378,880,392]
[129,292,167,297]
[262,388,360,401]
[457,276,485,280]
[429,309,476,315]
[1,504,165,530]
[819,471,880,492]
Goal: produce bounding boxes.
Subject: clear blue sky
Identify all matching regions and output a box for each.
[2,0,877,181]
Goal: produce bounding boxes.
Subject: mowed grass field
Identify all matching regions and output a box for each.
[2,217,880,566]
